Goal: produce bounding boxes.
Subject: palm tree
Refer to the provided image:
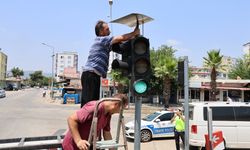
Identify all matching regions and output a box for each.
[152,45,177,108]
[11,67,24,78]
[203,50,223,101]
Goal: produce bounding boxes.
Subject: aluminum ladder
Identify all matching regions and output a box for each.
[88,98,128,150]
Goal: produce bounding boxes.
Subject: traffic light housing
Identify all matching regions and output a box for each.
[111,40,132,77]
[132,36,151,96]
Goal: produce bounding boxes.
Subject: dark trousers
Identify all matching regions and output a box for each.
[174,130,185,150]
[81,71,100,108]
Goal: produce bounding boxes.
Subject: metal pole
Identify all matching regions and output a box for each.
[134,96,141,150]
[109,0,113,34]
[184,56,189,150]
[207,107,213,150]
[42,43,55,99]
[51,48,54,99]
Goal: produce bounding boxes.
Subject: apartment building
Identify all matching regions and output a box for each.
[0,50,7,87]
[55,51,78,81]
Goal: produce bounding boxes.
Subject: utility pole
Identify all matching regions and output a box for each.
[42,43,55,99]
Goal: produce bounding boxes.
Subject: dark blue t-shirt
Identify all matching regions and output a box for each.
[84,36,113,78]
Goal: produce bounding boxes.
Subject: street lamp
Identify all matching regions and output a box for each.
[109,0,113,22]
[108,0,113,35]
[42,43,55,99]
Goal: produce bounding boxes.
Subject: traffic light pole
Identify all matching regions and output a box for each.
[184,56,190,150]
[134,96,141,150]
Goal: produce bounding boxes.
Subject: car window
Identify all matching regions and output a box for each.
[235,107,250,121]
[142,112,161,121]
[203,106,235,121]
[157,113,174,121]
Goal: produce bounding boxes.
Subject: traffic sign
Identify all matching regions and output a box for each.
[205,131,224,150]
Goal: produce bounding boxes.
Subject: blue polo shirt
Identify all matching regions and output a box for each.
[84,36,113,78]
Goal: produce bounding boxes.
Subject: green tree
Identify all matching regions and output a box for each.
[109,70,129,94]
[203,49,223,101]
[229,55,250,79]
[29,71,44,87]
[11,67,24,77]
[151,45,177,107]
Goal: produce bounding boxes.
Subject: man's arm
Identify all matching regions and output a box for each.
[171,114,177,123]
[68,112,90,150]
[103,130,112,140]
[179,114,185,122]
[111,28,140,44]
[103,131,115,150]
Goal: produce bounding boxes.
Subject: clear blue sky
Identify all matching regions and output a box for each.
[1,0,250,73]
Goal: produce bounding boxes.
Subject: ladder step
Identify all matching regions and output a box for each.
[96,140,125,149]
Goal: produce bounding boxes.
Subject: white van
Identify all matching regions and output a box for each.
[189,102,250,149]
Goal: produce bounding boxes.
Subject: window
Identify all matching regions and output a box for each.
[158,113,174,121]
[179,89,184,99]
[191,89,200,99]
[228,90,241,101]
[142,112,161,121]
[235,107,250,121]
[203,107,235,121]
[189,106,194,120]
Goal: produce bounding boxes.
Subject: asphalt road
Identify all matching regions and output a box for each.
[0,88,177,150]
[0,88,77,138]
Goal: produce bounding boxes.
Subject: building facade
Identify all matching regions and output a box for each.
[180,54,248,103]
[55,51,78,81]
[243,42,250,55]
[0,51,7,88]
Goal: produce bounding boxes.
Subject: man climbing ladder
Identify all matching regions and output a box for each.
[62,94,128,150]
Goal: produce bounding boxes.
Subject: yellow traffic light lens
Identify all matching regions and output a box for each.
[134,41,147,55]
[134,80,147,94]
[135,58,150,74]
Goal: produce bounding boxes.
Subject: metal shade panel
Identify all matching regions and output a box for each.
[111,13,153,27]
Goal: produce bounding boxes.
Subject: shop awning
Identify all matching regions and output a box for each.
[201,86,250,91]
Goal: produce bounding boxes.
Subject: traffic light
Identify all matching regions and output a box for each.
[111,40,132,77]
[132,36,151,96]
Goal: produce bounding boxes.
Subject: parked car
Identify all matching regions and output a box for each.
[189,102,250,149]
[0,88,6,98]
[125,110,175,142]
[4,84,18,91]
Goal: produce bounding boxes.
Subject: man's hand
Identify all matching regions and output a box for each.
[133,28,140,37]
[176,111,181,116]
[76,140,90,150]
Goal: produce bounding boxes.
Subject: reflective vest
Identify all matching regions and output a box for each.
[175,117,185,132]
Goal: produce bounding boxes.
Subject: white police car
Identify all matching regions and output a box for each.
[125,110,175,142]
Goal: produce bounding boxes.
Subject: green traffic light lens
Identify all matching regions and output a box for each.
[134,80,148,94]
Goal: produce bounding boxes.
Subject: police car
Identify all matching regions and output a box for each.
[125,110,175,142]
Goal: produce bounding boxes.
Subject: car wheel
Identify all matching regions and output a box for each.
[141,129,152,142]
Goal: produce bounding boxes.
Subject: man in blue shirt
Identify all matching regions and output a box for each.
[81,20,140,108]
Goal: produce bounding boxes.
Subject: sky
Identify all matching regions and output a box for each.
[1,0,250,73]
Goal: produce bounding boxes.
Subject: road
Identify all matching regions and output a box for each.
[0,88,177,150]
[0,88,77,138]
